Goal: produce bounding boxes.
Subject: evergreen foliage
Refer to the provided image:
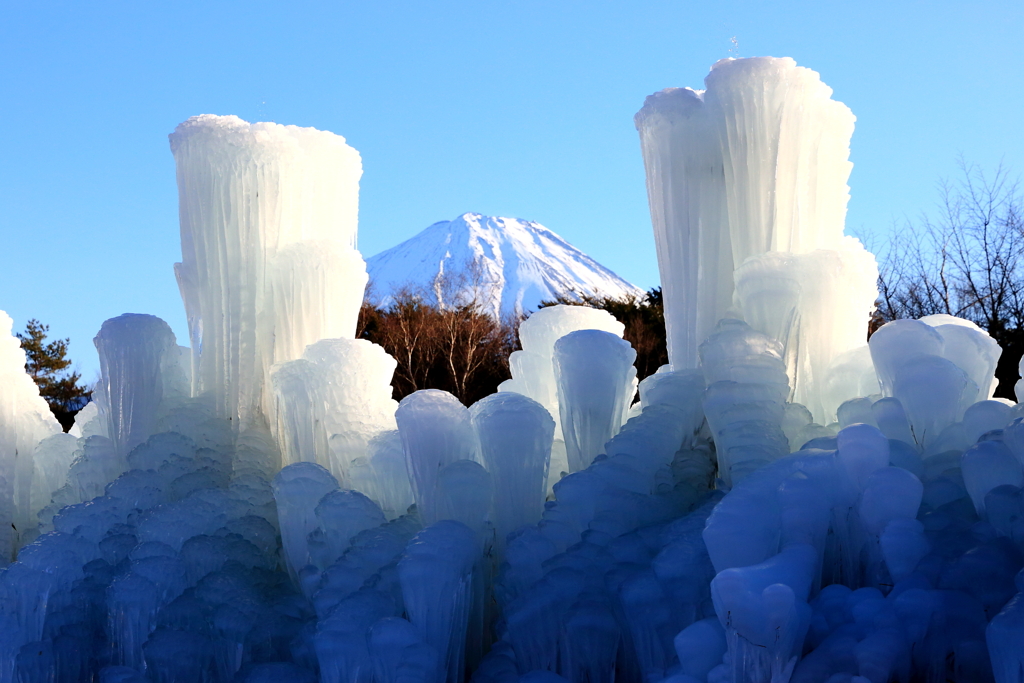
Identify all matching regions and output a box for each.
[16,319,92,430]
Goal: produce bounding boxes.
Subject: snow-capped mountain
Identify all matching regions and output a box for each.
[365,213,644,319]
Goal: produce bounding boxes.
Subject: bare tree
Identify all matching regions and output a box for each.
[877,159,1024,396]
[358,264,519,405]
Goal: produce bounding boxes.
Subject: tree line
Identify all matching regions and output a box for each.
[356,285,668,406]
[875,160,1023,398]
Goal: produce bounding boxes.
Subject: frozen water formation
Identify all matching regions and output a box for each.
[171,114,367,428]
[2,58,1024,683]
[635,57,878,424]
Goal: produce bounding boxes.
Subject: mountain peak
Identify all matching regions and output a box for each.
[366,214,643,318]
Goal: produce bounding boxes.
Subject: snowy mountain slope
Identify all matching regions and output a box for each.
[365,213,644,319]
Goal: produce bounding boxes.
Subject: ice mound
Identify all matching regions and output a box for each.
[6,58,1024,683]
[272,337,398,483]
[0,311,64,558]
[499,304,629,489]
[93,314,190,459]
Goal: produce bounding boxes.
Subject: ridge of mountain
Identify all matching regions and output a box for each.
[365,213,644,318]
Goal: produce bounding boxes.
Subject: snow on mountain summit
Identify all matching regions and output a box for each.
[366,213,644,319]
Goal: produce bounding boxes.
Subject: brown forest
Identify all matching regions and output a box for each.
[356,287,668,405]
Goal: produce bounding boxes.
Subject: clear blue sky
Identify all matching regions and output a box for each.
[1,0,1022,380]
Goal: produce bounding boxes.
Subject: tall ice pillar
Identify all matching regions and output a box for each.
[170,115,366,427]
[637,58,877,422]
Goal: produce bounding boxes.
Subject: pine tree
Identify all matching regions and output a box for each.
[16,319,92,430]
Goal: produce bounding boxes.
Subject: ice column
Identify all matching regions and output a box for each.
[398,521,479,683]
[93,314,188,460]
[310,489,387,569]
[29,433,77,522]
[553,330,637,473]
[500,304,625,428]
[395,390,478,526]
[0,311,60,561]
[636,57,861,370]
[821,345,879,424]
[869,318,988,447]
[988,590,1024,683]
[920,314,1002,400]
[267,242,367,368]
[700,319,790,485]
[271,462,340,581]
[470,393,555,544]
[366,430,415,519]
[705,57,854,258]
[499,304,626,490]
[634,87,729,369]
[170,115,364,427]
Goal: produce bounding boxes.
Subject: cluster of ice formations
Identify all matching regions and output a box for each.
[3,57,1024,683]
[635,57,878,425]
[499,306,634,491]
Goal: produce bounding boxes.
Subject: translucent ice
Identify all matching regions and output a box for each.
[368,617,440,683]
[988,587,1024,683]
[710,544,816,682]
[673,616,726,681]
[879,518,929,583]
[636,57,857,368]
[921,314,1001,400]
[7,58,1024,683]
[734,241,878,423]
[267,241,368,367]
[272,338,398,483]
[553,330,636,473]
[869,319,945,397]
[170,115,364,427]
[366,430,415,519]
[272,462,340,580]
[310,490,386,569]
[633,85,729,370]
[894,355,976,448]
[637,369,706,446]
[93,314,188,460]
[0,311,61,560]
[822,345,880,423]
[398,520,479,683]
[434,459,493,535]
[500,305,626,488]
[857,466,922,536]
[29,433,78,525]
[471,393,555,544]
[70,401,107,439]
[396,390,478,526]
[836,423,890,491]
[314,589,395,683]
[962,441,1024,516]
[700,320,790,484]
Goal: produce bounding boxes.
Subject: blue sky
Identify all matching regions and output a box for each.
[1,0,1022,379]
